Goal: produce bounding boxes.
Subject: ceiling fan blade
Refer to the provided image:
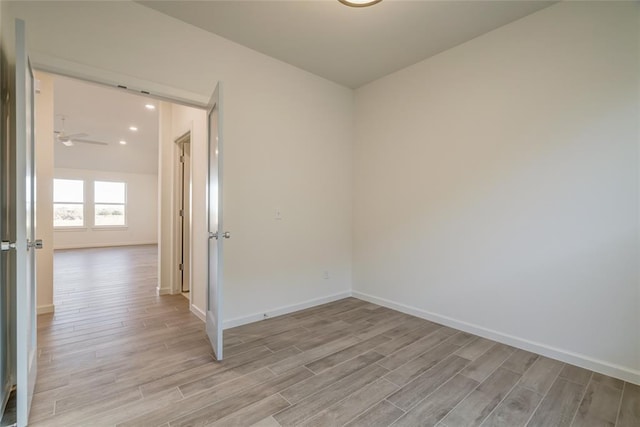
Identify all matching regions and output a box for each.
[64,132,89,139]
[73,138,109,146]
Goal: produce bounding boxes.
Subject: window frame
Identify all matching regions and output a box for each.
[93,180,128,228]
[53,178,86,229]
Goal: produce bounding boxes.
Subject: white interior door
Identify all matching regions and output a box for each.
[206,82,224,360]
[15,19,38,427]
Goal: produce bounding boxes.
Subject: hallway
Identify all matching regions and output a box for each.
[32,245,208,425]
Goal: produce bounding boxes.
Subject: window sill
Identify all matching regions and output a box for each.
[54,227,88,232]
[91,226,128,231]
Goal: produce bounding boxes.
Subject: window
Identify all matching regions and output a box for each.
[94,181,126,226]
[53,179,84,227]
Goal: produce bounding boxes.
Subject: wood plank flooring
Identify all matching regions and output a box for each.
[30,245,639,426]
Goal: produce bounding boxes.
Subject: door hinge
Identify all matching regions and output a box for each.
[179,209,184,217]
[1,241,16,251]
[179,263,183,271]
[180,155,185,163]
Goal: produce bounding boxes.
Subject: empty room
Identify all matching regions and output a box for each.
[0,1,638,426]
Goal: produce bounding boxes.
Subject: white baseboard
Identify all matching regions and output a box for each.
[190,304,206,322]
[159,285,189,296]
[37,304,55,315]
[157,286,172,296]
[352,290,640,386]
[223,291,352,330]
[54,241,157,250]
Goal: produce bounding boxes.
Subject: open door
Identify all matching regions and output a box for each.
[0,19,39,426]
[206,83,226,360]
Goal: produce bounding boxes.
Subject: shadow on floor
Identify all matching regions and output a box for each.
[0,390,16,427]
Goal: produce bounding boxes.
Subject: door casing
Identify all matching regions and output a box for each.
[30,55,224,340]
[174,131,191,295]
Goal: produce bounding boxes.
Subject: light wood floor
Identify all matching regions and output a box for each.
[30,245,639,426]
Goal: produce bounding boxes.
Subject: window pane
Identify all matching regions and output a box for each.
[54,203,84,227]
[53,179,83,203]
[95,204,125,226]
[95,181,126,203]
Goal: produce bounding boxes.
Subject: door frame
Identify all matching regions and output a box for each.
[29,56,220,317]
[31,55,209,110]
[173,131,191,297]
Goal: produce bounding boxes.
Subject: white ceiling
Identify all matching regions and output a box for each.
[53,75,160,174]
[138,0,555,88]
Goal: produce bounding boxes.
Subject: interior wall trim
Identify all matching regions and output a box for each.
[156,286,172,296]
[53,241,158,250]
[190,304,206,322]
[223,291,352,330]
[31,52,209,109]
[352,290,640,386]
[36,305,54,315]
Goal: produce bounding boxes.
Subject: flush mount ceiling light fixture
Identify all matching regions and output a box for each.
[338,0,382,7]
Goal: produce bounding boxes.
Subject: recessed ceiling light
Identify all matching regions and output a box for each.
[338,0,382,7]
[119,140,127,145]
[144,104,156,110]
[129,126,138,131]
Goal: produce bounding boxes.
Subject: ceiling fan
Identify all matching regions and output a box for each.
[54,116,108,147]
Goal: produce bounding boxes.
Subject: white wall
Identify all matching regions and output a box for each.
[53,168,158,249]
[34,71,54,314]
[157,102,175,297]
[354,2,640,383]
[8,1,354,324]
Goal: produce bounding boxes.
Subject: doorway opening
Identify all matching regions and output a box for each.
[34,71,161,317]
[5,30,222,421]
[32,68,211,327]
[175,132,191,297]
